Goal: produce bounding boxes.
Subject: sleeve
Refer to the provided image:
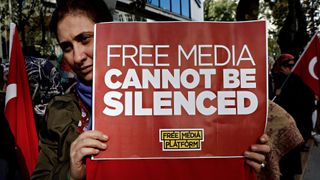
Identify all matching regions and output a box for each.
[31,94,80,180]
[41,58,64,101]
[258,100,304,180]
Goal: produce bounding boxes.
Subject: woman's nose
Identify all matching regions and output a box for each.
[73,44,86,63]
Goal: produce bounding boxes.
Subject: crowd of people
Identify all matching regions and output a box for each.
[0,0,319,179]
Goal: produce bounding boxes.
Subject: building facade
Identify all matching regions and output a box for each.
[112,0,204,22]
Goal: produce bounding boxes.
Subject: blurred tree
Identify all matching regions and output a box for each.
[204,0,281,57]
[265,0,290,29]
[236,0,259,20]
[204,0,237,21]
[302,0,320,35]
[277,0,309,58]
[204,0,319,58]
[0,0,11,59]
[0,0,56,59]
[261,0,319,56]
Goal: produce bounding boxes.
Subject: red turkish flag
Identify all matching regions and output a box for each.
[5,24,38,179]
[292,33,320,97]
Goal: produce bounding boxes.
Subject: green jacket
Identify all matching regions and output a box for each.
[32,93,81,180]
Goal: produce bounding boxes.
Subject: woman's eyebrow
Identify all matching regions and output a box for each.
[59,41,72,49]
[74,32,94,41]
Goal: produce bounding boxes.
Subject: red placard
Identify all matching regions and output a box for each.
[93,21,267,159]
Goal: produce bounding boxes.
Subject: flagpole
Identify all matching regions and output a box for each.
[0,21,3,60]
[9,0,12,21]
[9,23,16,62]
[272,31,319,102]
[8,0,13,61]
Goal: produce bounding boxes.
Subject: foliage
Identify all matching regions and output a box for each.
[204,0,281,57]
[259,0,282,57]
[204,0,320,58]
[265,0,290,28]
[267,0,319,56]
[302,0,320,35]
[267,0,319,36]
[0,0,57,60]
[204,0,238,21]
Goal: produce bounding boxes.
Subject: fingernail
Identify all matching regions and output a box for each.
[251,145,258,151]
[243,151,250,157]
[103,135,108,140]
[101,143,107,148]
[244,151,250,157]
[260,137,266,142]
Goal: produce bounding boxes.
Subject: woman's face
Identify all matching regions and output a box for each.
[280,59,295,75]
[57,13,95,82]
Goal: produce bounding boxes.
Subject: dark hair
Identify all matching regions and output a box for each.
[50,0,113,40]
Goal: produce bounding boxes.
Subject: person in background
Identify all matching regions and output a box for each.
[272,53,316,180]
[273,54,315,143]
[268,56,275,100]
[24,56,64,134]
[32,0,270,179]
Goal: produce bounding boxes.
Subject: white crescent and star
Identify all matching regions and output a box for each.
[5,83,17,108]
[308,56,319,80]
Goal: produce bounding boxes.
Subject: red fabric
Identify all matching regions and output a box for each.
[86,158,256,180]
[292,34,320,97]
[5,27,39,179]
[277,53,295,63]
[61,56,72,72]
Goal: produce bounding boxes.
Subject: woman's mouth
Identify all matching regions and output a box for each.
[80,65,93,74]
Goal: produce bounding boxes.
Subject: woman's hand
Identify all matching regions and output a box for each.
[69,130,108,180]
[244,134,270,173]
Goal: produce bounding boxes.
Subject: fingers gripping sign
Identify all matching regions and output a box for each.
[70,130,108,180]
[244,134,270,173]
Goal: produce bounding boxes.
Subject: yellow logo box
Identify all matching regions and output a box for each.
[160,129,204,151]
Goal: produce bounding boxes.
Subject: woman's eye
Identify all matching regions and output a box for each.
[79,34,93,44]
[60,42,73,53]
[81,36,90,43]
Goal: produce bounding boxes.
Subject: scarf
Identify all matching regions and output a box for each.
[257,101,304,180]
[76,78,92,130]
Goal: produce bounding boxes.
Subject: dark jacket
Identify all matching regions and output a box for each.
[274,73,315,140]
[31,93,80,180]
